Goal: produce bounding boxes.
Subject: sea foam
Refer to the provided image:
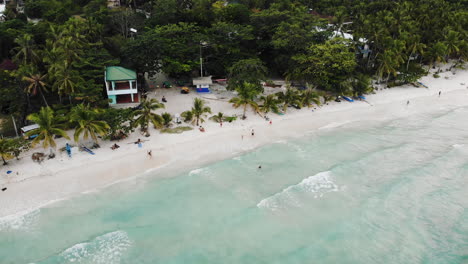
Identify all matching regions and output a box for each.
[257,171,339,211]
[42,230,131,264]
[0,208,40,232]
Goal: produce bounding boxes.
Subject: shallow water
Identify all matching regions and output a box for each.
[1,107,467,264]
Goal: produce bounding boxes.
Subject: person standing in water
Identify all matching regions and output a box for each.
[439,91,441,97]
[407,100,410,106]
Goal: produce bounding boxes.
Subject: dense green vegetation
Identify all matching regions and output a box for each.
[0,0,466,162]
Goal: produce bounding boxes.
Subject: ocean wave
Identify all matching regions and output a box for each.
[318,121,351,130]
[42,230,131,264]
[0,208,40,232]
[188,168,207,176]
[257,171,339,211]
[452,144,465,149]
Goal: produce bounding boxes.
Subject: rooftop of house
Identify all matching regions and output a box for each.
[192,76,213,85]
[105,66,137,81]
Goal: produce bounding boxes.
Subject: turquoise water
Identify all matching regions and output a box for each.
[1,107,467,264]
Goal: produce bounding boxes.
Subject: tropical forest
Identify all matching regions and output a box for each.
[0,0,467,160]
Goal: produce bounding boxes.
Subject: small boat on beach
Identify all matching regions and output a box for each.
[342,96,354,102]
[418,82,429,88]
[81,146,95,155]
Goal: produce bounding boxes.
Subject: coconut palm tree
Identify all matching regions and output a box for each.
[0,138,13,165]
[376,51,398,83]
[26,107,70,150]
[259,94,280,115]
[275,87,302,113]
[70,104,110,144]
[12,34,39,65]
[210,112,224,124]
[444,30,460,58]
[132,98,165,136]
[428,42,448,70]
[22,71,49,107]
[352,73,372,96]
[161,112,173,128]
[301,88,321,108]
[52,65,84,103]
[191,98,212,126]
[229,82,260,119]
[406,37,426,70]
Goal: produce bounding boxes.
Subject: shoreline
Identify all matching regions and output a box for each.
[1,69,467,218]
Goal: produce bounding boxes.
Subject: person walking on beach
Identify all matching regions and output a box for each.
[407,100,410,106]
[251,129,255,136]
[147,150,152,158]
[269,120,272,125]
[439,91,441,97]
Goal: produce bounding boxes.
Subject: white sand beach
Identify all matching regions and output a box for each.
[1,68,467,218]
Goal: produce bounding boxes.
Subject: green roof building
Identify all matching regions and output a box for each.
[104,66,139,104]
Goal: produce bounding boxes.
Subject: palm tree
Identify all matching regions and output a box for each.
[26,107,70,150]
[70,104,110,144]
[12,34,39,65]
[444,30,460,59]
[377,51,398,83]
[161,112,173,128]
[132,98,165,136]
[52,65,83,103]
[22,71,49,107]
[0,138,13,165]
[352,73,372,96]
[191,98,212,126]
[301,88,321,108]
[428,42,448,70]
[275,87,302,113]
[406,39,426,70]
[229,82,260,119]
[210,112,224,124]
[259,94,280,115]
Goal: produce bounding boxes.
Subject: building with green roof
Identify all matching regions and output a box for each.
[104,66,139,104]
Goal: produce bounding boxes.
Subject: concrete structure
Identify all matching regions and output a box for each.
[192,76,212,93]
[104,66,139,105]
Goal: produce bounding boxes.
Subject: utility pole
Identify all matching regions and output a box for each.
[199,41,208,77]
[11,115,19,138]
[200,43,203,77]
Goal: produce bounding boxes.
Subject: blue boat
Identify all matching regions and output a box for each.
[81,146,95,155]
[358,95,366,100]
[418,82,429,88]
[342,96,354,102]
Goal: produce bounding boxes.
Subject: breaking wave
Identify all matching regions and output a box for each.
[0,208,40,232]
[257,171,339,211]
[40,230,131,264]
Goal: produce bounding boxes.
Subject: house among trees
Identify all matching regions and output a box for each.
[192,76,212,93]
[104,66,139,105]
[0,1,5,21]
[107,0,120,8]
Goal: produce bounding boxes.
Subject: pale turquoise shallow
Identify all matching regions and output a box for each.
[0,107,467,264]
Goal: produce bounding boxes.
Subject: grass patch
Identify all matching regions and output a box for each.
[161,126,193,134]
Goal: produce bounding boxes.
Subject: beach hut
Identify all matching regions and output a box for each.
[104,66,140,105]
[192,76,212,93]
